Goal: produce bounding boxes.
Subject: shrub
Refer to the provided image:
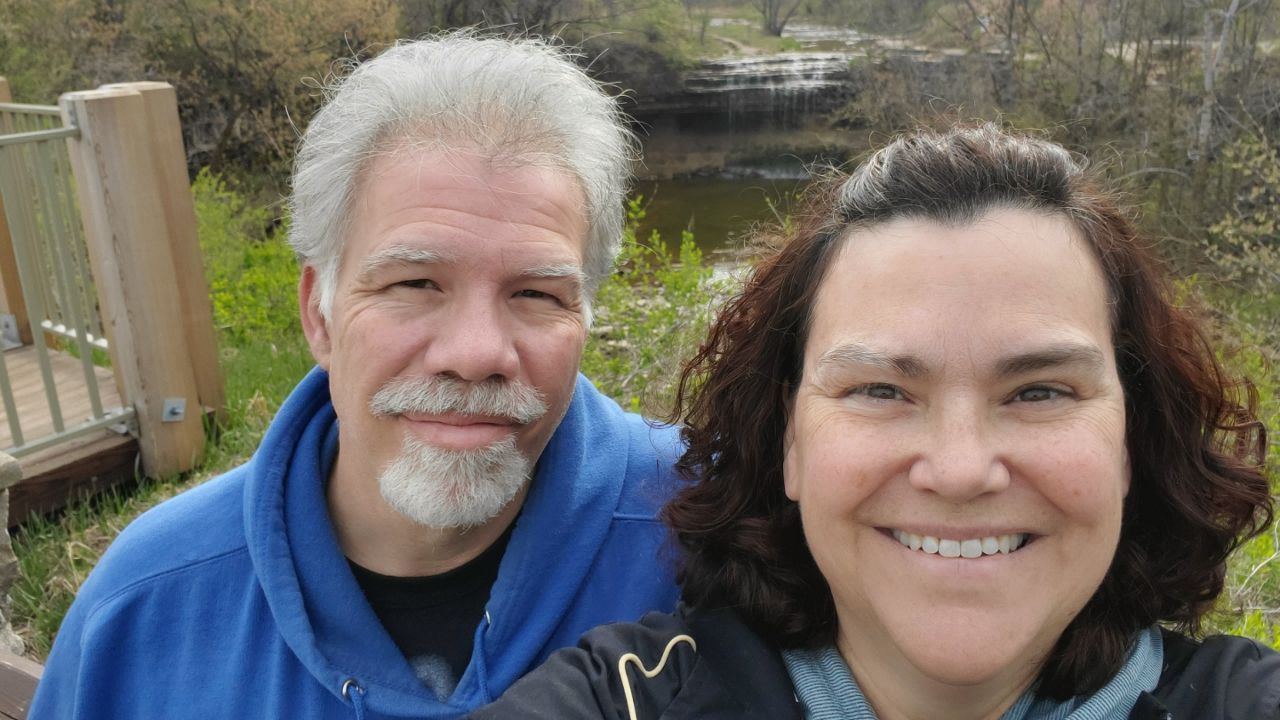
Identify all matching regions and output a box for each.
[1203,132,1280,647]
[194,169,300,346]
[582,197,727,416]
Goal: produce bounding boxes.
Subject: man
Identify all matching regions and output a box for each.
[31,34,682,719]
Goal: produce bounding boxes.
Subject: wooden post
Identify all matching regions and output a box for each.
[102,82,224,423]
[0,78,33,345]
[60,87,205,478]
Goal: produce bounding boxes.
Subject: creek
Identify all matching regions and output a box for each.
[631,163,809,263]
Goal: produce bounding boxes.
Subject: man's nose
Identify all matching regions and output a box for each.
[422,297,520,383]
[908,402,1011,501]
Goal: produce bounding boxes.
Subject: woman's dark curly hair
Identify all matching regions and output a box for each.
[664,124,1273,700]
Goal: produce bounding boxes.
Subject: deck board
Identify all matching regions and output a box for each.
[0,344,138,524]
[0,344,123,449]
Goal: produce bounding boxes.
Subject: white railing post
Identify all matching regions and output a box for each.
[59,86,206,477]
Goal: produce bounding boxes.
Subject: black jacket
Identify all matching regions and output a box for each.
[467,607,1280,719]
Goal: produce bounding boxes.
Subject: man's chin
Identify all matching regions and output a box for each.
[377,437,531,529]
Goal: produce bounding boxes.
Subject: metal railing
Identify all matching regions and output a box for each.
[0,102,134,457]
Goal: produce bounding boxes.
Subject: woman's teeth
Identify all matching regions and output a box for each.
[891,530,1028,557]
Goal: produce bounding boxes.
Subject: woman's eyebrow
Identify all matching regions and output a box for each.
[813,342,1106,382]
[995,344,1106,377]
[814,342,927,380]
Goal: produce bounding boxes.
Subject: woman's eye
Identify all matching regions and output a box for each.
[850,384,904,401]
[1014,386,1066,402]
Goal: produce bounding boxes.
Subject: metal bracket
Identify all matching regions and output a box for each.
[161,398,186,423]
[0,314,19,350]
[108,407,138,436]
[61,101,78,129]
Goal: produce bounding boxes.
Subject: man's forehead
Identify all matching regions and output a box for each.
[350,146,587,226]
[362,133,580,192]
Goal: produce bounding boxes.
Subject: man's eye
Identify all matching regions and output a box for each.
[515,289,556,301]
[396,279,437,290]
[849,384,904,401]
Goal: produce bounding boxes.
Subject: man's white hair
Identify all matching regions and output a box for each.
[288,32,635,321]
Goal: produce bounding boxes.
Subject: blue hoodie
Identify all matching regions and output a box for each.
[30,368,683,719]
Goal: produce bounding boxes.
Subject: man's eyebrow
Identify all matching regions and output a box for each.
[814,342,927,380]
[521,263,587,290]
[356,246,453,282]
[995,344,1106,377]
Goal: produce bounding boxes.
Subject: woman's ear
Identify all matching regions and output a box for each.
[782,385,801,502]
[1121,444,1131,498]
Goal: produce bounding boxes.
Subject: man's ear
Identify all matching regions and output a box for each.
[299,265,332,369]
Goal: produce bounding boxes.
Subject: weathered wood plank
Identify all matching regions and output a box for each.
[0,647,42,719]
[10,431,137,525]
[105,82,224,425]
[61,87,205,478]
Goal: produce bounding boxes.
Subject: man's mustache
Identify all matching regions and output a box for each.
[368,376,548,425]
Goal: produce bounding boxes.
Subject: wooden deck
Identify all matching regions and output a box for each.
[0,649,40,719]
[0,344,138,524]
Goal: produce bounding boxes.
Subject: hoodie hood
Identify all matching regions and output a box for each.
[244,367,674,717]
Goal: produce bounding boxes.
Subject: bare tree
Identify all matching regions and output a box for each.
[1197,0,1245,161]
[753,0,803,36]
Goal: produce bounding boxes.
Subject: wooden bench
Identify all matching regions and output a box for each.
[0,649,41,719]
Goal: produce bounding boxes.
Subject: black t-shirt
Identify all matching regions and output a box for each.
[349,527,513,699]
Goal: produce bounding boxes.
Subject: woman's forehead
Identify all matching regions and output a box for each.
[804,208,1114,371]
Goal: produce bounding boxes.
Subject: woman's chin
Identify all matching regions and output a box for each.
[902,645,1034,689]
[850,611,1052,694]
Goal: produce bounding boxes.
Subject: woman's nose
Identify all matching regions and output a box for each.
[907,405,1011,501]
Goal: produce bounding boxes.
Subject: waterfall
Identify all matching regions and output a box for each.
[683,53,852,125]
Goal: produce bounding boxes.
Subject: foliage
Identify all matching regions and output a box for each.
[130,0,400,177]
[1,0,400,179]
[582,196,727,416]
[752,0,803,36]
[194,169,301,346]
[1206,132,1280,344]
[1217,331,1280,647]
[0,0,136,102]
[1197,131,1280,647]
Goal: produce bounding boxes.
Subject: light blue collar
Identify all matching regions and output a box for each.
[782,626,1163,720]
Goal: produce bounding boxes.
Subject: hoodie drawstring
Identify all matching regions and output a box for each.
[342,678,366,720]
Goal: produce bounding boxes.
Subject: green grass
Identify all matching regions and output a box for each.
[1214,312,1280,647]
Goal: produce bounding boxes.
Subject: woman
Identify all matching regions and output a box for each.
[468,125,1279,719]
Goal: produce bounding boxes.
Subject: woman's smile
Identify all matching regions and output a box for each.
[885,528,1031,557]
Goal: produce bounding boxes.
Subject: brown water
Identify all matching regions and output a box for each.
[630,174,809,263]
